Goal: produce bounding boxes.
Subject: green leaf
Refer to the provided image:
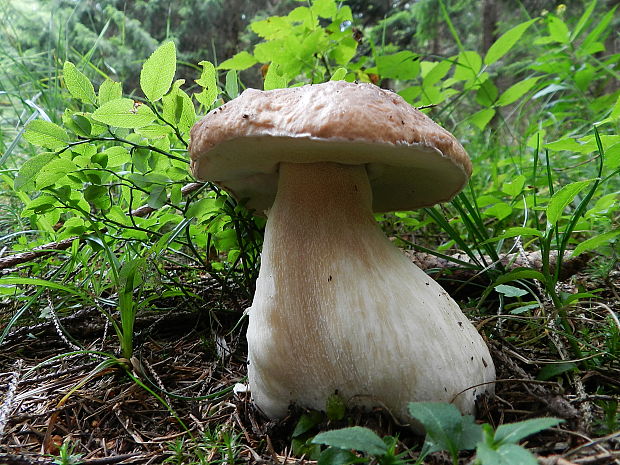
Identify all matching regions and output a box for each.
[24,120,70,150]
[195,60,219,108]
[408,402,481,456]
[311,0,337,18]
[292,411,323,438]
[92,98,156,128]
[453,51,482,82]
[544,138,584,152]
[572,231,620,257]
[485,19,537,65]
[35,158,77,189]
[484,202,512,220]
[264,63,289,90]
[496,77,541,106]
[476,442,539,465]
[537,362,578,381]
[502,175,526,197]
[495,227,543,240]
[0,277,88,299]
[580,7,616,56]
[147,185,167,209]
[495,284,528,298]
[546,180,594,225]
[469,108,496,130]
[63,61,96,104]
[547,15,570,44]
[312,427,387,456]
[218,51,258,71]
[99,79,123,105]
[317,448,359,465]
[225,70,239,98]
[14,152,56,191]
[376,51,420,80]
[494,268,546,285]
[494,418,562,445]
[162,82,196,135]
[101,146,130,167]
[140,41,177,102]
[476,79,498,106]
[330,67,348,81]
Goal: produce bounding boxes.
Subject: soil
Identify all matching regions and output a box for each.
[0,269,619,465]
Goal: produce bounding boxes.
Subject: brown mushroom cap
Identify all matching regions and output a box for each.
[189,80,472,214]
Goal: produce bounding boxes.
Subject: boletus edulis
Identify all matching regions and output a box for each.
[189,80,495,425]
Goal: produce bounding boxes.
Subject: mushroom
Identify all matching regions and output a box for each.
[189,80,495,424]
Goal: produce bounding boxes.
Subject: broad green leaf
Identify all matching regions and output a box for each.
[408,402,481,455]
[469,108,495,130]
[580,7,615,56]
[547,15,570,44]
[545,138,584,152]
[291,411,323,438]
[494,418,562,445]
[537,362,578,381]
[162,82,195,135]
[496,227,543,239]
[494,268,546,285]
[195,60,219,108]
[147,185,167,209]
[24,120,70,150]
[485,19,537,65]
[264,63,288,90]
[288,6,315,29]
[311,427,387,456]
[311,0,337,18]
[572,231,620,256]
[135,124,174,139]
[496,77,541,106]
[317,447,358,465]
[99,79,123,105]
[495,284,528,298]
[63,61,96,104]
[422,60,452,85]
[225,70,239,98]
[376,51,420,80]
[218,51,258,70]
[14,152,56,191]
[92,98,156,128]
[571,0,597,42]
[453,51,482,82]
[476,79,498,106]
[251,16,291,40]
[330,67,347,81]
[329,37,357,65]
[101,146,130,167]
[476,442,539,465]
[502,174,526,197]
[484,202,512,220]
[546,180,593,225]
[21,194,59,216]
[140,41,176,102]
[35,158,77,189]
[604,143,620,169]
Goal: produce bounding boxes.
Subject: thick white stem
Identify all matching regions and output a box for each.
[247,162,495,422]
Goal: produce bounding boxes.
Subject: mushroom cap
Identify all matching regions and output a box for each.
[189,80,472,214]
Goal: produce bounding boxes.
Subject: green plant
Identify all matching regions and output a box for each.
[50,438,84,465]
[308,402,561,465]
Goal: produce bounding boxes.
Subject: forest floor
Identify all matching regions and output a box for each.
[0,267,619,465]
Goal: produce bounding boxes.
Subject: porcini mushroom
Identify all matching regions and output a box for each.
[189,80,495,424]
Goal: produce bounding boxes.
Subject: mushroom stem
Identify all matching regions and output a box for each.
[247,162,495,422]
